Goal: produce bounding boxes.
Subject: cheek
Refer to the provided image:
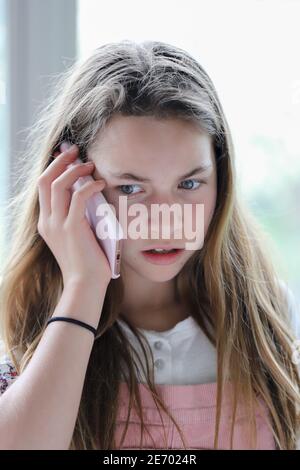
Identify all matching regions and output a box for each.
[101,188,119,214]
[188,189,217,235]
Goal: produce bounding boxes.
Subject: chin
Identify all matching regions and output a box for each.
[144,274,179,283]
[137,266,182,282]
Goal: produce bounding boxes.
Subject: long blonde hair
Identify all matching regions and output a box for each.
[0,40,299,449]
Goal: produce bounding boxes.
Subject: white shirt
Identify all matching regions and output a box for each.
[116,314,218,385]
[116,280,300,386]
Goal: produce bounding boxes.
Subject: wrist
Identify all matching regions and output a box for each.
[52,278,108,330]
[63,276,110,293]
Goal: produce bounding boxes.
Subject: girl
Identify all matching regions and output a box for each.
[0,40,299,450]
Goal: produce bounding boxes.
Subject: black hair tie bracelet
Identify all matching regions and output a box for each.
[46,316,97,338]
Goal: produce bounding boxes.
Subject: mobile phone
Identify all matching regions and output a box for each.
[66,157,124,279]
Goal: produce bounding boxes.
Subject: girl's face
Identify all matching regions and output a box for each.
[88,114,217,282]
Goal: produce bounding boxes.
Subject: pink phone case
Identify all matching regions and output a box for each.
[67,158,124,279]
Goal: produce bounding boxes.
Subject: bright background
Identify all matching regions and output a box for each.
[1,0,299,299]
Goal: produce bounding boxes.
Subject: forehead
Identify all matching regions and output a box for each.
[88,114,214,172]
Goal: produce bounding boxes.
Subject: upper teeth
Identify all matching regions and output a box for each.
[151,248,174,253]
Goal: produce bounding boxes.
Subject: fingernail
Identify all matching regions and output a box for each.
[60,141,72,152]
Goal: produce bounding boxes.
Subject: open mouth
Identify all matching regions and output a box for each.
[146,248,179,254]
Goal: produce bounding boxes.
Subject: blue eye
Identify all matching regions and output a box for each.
[117,179,203,196]
[179,179,203,190]
[117,184,141,195]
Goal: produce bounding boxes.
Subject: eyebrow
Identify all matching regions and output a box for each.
[109,164,212,182]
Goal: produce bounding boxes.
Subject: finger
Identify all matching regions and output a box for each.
[53,141,70,158]
[67,179,106,226]
[51,161,95,221]
[38,145,78,218]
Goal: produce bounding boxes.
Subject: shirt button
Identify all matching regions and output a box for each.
[154,358,164,370]
[154,340,163,350]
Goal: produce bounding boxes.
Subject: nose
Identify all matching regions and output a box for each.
[145,197,184,240]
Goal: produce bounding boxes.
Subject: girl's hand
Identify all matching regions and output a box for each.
[37,142,112,288]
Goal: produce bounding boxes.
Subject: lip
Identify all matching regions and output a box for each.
[141,248,185,265]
